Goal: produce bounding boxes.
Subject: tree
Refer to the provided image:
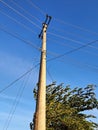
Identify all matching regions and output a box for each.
[33,83,98,130]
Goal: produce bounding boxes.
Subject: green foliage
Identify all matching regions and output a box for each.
[34,83,98,130]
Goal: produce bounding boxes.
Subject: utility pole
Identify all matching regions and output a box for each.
[30,15,51,130]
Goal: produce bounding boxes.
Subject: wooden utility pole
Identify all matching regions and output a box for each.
[34,23,47,130]
[30,15,51,130]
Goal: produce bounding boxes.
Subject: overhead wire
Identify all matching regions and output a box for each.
[48,38,98,57]
[48,32,98,50]
[25,0,98,51]
[0,38,97,93]
[48,32,84,44]
[1,0,98,81]
[0,39,98,95]
[0,23,98,77]
[0,0,41,29]
[0,38,98,97]
[49,26,90,41]
[0,25,41,51]
[1,37,95,92]
[0,24,98,78]
[10,0,42,23]
[53,17,98,36]
[1,0,98,52]
[47,67,54,83]
[36,39,98,74]
[47,39,98,62]
[46,42,98,73]
[3,72,32,130]
[0,10,37,35]
[28,0,98,37]
[0,17,97,66]
[0,63,39,94]
[1,61,39,129]
[27,0,46,16]
[26,0,98,50]
[1,1,98,129]
[47,51,98,73]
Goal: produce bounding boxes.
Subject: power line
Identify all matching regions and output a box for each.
[48,38,98,57]
[48,31,84,44]
[0,63,39,94]
[3,72,32,130]
[53,17,98,36]
[0,10,37,35]
[0,38,98,94]
[50,26,91,41]
[1,25,98,75]
[0,0,97,84]
[48,32,98,50]
[27,0,98,37]
[1,0,41,29]
[10,0,42,23]
[1,1,98,128]
[0,41,98,95]
[47,67,54,83]
[2,1,97,54]
[0,25,41,51]
[46,49,98,74]
[47,42,98,73]
[1,18,97,70]
[27,0,45,16]
[47,40,98,62]
[48,51,98,73]
[1,66,36,129]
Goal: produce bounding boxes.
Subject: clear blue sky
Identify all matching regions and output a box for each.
[0,0,98,130]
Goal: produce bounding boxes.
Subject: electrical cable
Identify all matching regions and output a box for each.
[53,17,98,36]
[0,25,41,51]
[0,0,41,29]
[48,31,84,44]
[50,26,90,41]
[48,32,98,50]
[47,67,54,83]
[27,0,46,16]
[0,42,98,95]
[3,72,32,130]
[1,46,98,129]
[2,19,96,61]
[47,51,98,73]
[1,26,98,77]
[1,1,98,81]
[47,40,98,62]
[36,41,98,74]
[27,0,98,50]
[1,1,98,128]
[0,10,37,35]
[48,38,98,57]
[10,0,42,23]
[0,63,39,94]
[28,0,98,37]
[1,1,98,53]
[6,73,30,130]
[46,48,98,74]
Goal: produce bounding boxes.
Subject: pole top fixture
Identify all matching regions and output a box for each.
[39,14,52,39]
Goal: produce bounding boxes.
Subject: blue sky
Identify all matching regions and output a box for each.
[0,0,98,130]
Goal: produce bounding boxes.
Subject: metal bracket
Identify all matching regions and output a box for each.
[39,14,52,39]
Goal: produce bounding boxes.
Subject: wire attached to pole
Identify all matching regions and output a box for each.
[39,14,52,39]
